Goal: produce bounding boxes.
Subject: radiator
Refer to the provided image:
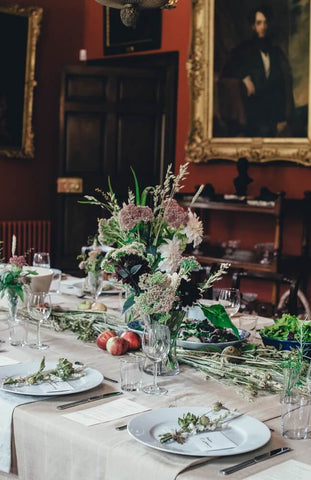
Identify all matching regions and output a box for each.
[0,220,51,262]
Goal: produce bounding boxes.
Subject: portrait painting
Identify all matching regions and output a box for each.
[186,0,311,165]
[0,3,42,159]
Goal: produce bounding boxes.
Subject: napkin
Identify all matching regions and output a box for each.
[62,397,150,426]
[0,389,46,473]
[105,437,216,480]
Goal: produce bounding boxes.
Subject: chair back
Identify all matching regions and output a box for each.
[231,270,300,316]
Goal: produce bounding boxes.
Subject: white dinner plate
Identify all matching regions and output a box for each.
[127,407,271,456]
[0,361,103,396]
[177,328,250,351]
[73,281,121,295]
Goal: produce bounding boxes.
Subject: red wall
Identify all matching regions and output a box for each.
[0,0,84,220]
[1,0,309,213]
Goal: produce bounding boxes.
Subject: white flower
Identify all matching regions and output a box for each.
[158,236,183,274]
[182,210,203,247]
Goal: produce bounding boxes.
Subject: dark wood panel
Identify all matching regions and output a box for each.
[66,76,106,100]
[56,53,178,272]
[65,113,103,172]
[119,76,161,103]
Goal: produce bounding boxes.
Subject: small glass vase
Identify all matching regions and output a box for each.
[144,310,186,377]
[87,271,103,302]
[6,290,26,347]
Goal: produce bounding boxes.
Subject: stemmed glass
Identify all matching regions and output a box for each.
[33,252,51,269]
[27,292,52,350]
[142,322,170,395]
[218,288,241,318]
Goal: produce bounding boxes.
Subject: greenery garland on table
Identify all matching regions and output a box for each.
[47,311,125,342]
[12,309,309,400]
[176,345,309,400]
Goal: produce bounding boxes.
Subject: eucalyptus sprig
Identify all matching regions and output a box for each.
[159,403,233,444]
[3,357,85,386]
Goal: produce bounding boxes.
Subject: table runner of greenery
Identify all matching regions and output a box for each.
[7,308,308,400]
[177,345,309,400]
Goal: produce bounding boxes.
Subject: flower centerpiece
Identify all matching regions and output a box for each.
[83,163,235,375]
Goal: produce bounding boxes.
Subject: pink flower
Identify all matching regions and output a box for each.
[119,204,154,230]
[9,255,26,269]
[163,199,188,228]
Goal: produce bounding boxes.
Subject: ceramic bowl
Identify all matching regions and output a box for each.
[24,266,54,293]
[260,334,311,359]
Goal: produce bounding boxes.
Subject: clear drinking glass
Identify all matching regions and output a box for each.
[87,271,103,302]
[33,252,51,269]
[218,288,241,317]
[27,292,52,350]
[142,322,170,395]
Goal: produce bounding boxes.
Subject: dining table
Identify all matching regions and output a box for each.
[0,275,311,480]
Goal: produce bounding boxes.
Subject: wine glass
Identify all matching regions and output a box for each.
[87,271,104,302]
[33,252,51,269]
[27,292,52,350]
[142,322,170,395]
[218,288,241,318]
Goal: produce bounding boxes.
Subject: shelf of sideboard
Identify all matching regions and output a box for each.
[180,198,282,216]
[194,253,278,273]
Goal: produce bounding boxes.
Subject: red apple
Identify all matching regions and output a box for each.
[96,330,117,350]
[120,331,141,350]
[106,336,128,355]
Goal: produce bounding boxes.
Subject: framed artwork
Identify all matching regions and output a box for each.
[103,7,161,56]
[186,0,311,165]
[0,3,42,159]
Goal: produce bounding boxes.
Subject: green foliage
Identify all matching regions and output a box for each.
[200,304,240,339]
[0,266,37,301]
[261,314,311,342]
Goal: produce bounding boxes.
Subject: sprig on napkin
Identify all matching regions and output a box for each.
[159,402,234,444]
[3,357,85,386]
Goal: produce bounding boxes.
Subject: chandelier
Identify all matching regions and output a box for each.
[95,0,178,28]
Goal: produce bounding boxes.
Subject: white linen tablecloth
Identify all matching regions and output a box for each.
[0,278,310,480]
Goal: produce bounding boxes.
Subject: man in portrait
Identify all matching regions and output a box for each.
[218,5,295,137]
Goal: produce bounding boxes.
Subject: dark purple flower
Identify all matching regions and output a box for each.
[115,254,151,291]
[178,278,201,307]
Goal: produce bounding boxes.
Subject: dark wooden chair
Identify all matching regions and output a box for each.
[231,270,303,317]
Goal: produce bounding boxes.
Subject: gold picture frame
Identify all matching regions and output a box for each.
[186,0,311,166]
[0,3,43,159]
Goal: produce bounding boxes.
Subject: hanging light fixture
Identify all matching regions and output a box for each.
[95,0,178,28]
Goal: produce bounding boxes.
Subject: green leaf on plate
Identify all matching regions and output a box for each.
[200,304,240,339]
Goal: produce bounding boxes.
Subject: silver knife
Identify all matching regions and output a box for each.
[220,447,292,475]
[57,391,123,410]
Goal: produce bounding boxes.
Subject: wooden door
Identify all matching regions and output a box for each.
[55,52,178,273]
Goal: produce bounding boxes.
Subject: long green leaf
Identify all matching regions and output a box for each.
[141,186,153,207]
[130,167,141,205]
[122,293,135,314]
[107,176,114,195]
[200,304,240,339]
